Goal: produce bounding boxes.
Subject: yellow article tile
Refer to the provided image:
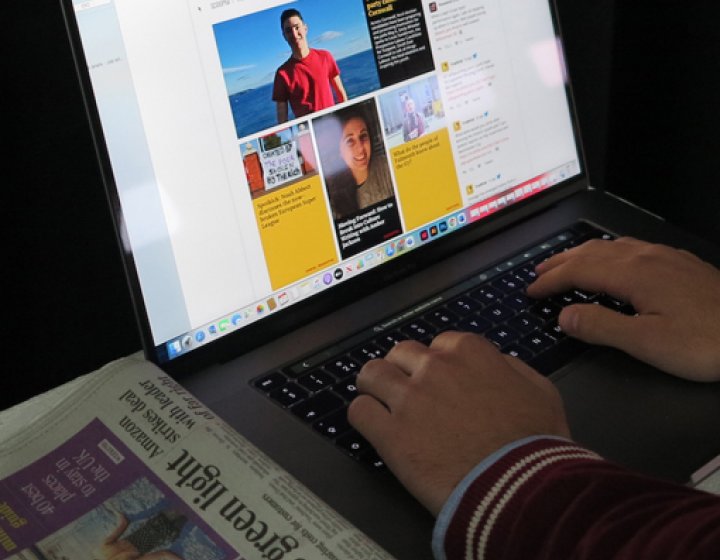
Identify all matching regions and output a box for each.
[253,175,338,290]
[391,128,462,231]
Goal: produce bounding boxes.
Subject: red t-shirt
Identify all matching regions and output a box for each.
[272,49,340,118]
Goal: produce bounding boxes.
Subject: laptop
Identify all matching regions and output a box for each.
[60,0,720,556]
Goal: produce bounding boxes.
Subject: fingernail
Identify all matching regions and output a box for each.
[535,259,551,275]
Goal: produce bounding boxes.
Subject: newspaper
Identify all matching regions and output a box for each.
[0,355,395,560]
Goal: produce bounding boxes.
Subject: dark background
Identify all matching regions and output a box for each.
[4,1,720,409]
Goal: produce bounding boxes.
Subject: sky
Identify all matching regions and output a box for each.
[214,0,373,95]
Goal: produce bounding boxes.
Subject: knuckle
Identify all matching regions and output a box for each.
[357,359,384,384]
[435,330,481,351]
[580,238,607,251]
[387,338,422,357]
[412,351,436,374]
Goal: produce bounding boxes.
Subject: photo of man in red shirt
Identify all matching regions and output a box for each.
[272,9,348,123]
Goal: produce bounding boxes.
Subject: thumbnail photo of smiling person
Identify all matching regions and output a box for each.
[214,0,381,138]
[315,100,395,220]
[314,100,402,259]
[273,8,348,123]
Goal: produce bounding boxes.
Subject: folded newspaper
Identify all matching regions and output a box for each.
[0,355,395,560]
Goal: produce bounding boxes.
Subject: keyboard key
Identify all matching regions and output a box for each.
[503,292,532,311]
[292,391,343,422]
[297,370,335,391]
[424,308,460,329]
[401,319,437,340]
[470,286,504,305]
[336,430,370,457]
[519,332,556,353]
[513,266,538,284]
[570,288,598,304]
[313,409,352,439]
[598,294,636,315]
[479,303,514,323]
[506,312,543,334]
[374,331,408,351]
[457,315,492,334]
[359,449,386,470]
[543,320,566,341]
[528,339,589,376]
[530,301,561,322]
[447,296,481,316]
[269,383,308,408]
[254,372,286,392]
[323,357,360,378]
[551,292,581,307]
[492,273,524,294]
[350,343,385,364]
[485,325,520,348]
[332,377,359,401]
[503,344,534,361]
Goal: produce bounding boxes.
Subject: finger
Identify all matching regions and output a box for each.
[559,304,662,359]
[559,303,707,378]
[425,331,514,381]
[382,338,436,376]
[534,238,618,274]
[429,329,491,351]
[430,330,513,362]
[611,236,643,245]
[347,394,393,442]
[385,338,429,364]
[528,255,636,302]
[355,358,410,410]
[534,236,648,278]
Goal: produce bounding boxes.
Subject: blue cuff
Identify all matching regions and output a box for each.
[431,435,571,560]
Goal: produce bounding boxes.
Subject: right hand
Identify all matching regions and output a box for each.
[349,332,569,516]
[527,237,720,382]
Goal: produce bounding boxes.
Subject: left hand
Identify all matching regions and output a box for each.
[527,237,720,381]
[347,332,570,516]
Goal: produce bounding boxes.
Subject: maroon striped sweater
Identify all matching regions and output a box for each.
[436,438,720,559]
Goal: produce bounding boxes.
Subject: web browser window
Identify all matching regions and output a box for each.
[70,0,581,361]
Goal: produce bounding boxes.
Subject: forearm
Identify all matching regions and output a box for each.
[332,76,348,103]
[434,438,720,560]
[276,101,288,123]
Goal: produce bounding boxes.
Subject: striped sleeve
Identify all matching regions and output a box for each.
[433,437,720,560]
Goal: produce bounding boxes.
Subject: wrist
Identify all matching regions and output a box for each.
[432,436,601,560]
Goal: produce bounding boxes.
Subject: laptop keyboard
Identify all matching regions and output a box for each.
[251,222,635,470]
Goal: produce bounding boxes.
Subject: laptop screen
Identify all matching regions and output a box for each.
[65,0,582,364]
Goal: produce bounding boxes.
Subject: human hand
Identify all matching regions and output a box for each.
[527,237,720,382]
[347,332,569,515]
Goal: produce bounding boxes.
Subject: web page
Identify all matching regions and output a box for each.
[72,0,580,359]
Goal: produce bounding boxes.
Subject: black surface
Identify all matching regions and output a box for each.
[606,1,720,245]
[6,2,140,410]
[556,0,616,190]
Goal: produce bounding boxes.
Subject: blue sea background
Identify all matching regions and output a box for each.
[230,49,380,139]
